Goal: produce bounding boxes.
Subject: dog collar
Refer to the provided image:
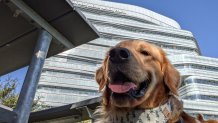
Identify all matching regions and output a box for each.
[109,102,172,123]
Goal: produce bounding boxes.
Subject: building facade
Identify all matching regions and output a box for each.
[35,0,218,119]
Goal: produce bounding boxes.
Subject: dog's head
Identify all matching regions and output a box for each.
[96,40,181,109]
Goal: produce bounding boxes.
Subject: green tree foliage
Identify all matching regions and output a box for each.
[0,77,18,108]
[0,76,48,111]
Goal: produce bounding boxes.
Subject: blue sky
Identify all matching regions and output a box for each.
[112,0,218,58]
[0,67,28,92]
[1,0,218,92]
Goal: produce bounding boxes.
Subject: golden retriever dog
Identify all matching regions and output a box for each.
[94,40,218,123]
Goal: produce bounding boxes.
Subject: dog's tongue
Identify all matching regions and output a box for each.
[109,82,137,93]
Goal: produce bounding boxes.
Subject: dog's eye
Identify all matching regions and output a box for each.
[140,50,149,56]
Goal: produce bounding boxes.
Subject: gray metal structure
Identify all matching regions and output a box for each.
[29,97,101,123]
[0,0,99,123]
[14,30,52,123]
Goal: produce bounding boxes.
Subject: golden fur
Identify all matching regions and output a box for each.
[95,40,217,123]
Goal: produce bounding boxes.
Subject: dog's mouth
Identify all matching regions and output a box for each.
[108,71,150,99]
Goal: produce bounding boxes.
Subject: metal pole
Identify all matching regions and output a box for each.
[13,29,52,123]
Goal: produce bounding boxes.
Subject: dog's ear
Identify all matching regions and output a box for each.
[161,52,181,96]
[95,55,109,91]
[197,114,204,122]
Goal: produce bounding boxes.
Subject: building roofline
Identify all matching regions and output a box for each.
[72,0,181,29]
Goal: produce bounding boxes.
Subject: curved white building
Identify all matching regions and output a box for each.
[35,0,218,119]
[168,55,218,119]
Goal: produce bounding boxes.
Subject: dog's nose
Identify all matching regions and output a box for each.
[109,48,130,63]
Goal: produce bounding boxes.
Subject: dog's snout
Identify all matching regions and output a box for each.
[109,48,130,63]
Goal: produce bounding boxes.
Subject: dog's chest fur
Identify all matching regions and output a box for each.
[95,102,172,123]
